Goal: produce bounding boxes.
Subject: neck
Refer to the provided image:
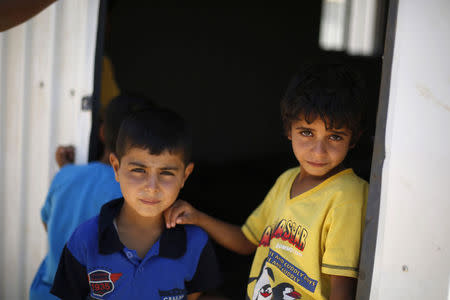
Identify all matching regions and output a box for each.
[117,203,164,232]
[291,164,347,198]
[298,163,346,182]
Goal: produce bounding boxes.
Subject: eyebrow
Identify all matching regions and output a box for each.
[160,166,180,171]
[296,126,314,131]
[329,130,349,136]
[128,162,147,168]
[128,162,180,170]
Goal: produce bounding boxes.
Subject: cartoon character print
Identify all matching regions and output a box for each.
[248,258,275,300]
[272,283,301,300]
[247,258,301,300]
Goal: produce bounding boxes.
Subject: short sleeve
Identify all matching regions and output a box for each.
[51,223,90,299]
[51,245,90,299]
[321,184,368,278]
[185,239,222,294]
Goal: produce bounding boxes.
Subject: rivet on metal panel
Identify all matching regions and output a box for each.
[402,265,408,272]
[39,81,44,88]
[70,89,76,97]
[81,96,93,111]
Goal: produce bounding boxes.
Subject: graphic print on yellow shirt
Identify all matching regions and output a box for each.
[259,218,308,251]
[248,256,303,300]
[242,167,368,300]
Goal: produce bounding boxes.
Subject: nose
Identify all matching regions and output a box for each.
[311,138,327,155]
[144,174,159,191]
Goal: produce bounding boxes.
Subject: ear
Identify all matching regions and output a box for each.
[287,129,292,141]
[181,162,194,188]
[109,153,120,182]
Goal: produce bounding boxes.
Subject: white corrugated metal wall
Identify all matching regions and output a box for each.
[0,1,99,298]
[369,0,450,299]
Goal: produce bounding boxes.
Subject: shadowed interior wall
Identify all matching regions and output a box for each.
[107,2,383,298]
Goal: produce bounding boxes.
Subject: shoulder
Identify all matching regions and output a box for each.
[51,163,119,196]
[57,162,111,177]
[182,225,212,259]
[270,167,300,190]
[184,225,209,247]
[51,164,83,182]
[52,163,101,185]
[327,169,368,207]
[334,169,368,192]
[67,215,99,249]
[277,167,300,182]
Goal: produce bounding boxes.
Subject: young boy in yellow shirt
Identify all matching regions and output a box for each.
[165,64,368,300]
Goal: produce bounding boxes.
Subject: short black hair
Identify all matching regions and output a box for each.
[115,108,192,165]
[281,63,366,143]
[103,94,155,152]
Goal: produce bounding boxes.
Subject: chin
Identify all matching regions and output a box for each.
[302,167,330,177]
[136,208,163,218]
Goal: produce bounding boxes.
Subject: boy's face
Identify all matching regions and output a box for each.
[110,148,193,218]
[288,117,353,178]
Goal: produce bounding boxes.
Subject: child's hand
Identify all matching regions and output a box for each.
[164,200,200,228]
[55,145,75,167]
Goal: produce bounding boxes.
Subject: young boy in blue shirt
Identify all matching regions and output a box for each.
[165,64,368,300]
[51,108,221,299]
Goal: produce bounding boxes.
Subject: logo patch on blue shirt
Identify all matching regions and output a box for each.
[159,288,186,300]
[88,269,122,298]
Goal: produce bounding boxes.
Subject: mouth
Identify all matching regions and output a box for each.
[306,161,327,167]
[288,291,301,299]
[139,198,161,205]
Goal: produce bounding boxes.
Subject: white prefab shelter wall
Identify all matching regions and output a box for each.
[0,1,99,299]
[1,1,450,300]
[370,0,450,299]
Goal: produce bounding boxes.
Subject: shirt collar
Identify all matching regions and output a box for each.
[98,198,187,258]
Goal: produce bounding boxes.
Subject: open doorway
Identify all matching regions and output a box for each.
[92,1,389,298]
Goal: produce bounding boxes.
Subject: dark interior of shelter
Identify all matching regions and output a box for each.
[90,1,388,298]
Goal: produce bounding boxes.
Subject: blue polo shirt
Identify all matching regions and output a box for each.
[51,198,221,299]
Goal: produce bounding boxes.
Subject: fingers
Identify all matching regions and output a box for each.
[55,146,66,167]
[55,145,75,167]
[168,202,184,228]
[164,205,174,228]
[165,200,191,228]
[66,145,75,162]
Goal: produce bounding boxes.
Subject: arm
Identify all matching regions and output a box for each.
[0,0,57,32]
[187,292,202,300]
[165,200,256,255]
[51,245,90,299]
[329,275,357,300]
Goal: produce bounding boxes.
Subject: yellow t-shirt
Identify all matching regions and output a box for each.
[242,167,368,300]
